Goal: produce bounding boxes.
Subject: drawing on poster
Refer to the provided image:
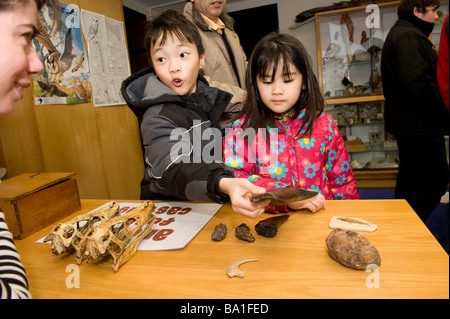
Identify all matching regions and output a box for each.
[32,3,92,105]
[80,9,131,106]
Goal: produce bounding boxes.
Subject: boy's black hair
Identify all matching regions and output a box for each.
[143,10,205,67]
[397,0,440,16]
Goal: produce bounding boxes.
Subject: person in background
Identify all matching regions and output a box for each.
[437,13,448,111]
[437,12,449,253]
[224,32,359,213]
[0,0,60,299]
[184,0,247,121]
[381,0,449,223]
[121,10,270,218]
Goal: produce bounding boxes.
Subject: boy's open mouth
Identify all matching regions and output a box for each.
[173,78,183,87]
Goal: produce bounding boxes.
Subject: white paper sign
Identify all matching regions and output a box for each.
[38,202,222,251]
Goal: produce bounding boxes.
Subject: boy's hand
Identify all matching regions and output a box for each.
[287,193,327,213]
[219,178,269,218]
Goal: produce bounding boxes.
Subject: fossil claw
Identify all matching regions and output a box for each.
[226,259,258,278]
[250,187,318,205]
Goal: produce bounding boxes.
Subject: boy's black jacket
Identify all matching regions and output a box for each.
[121,67,234,202]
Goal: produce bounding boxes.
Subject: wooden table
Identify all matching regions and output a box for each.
[15,199,448,300]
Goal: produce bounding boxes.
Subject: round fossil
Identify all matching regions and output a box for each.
[326,228,381,270]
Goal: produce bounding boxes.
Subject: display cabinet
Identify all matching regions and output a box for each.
[324,101,399,187]
[315,1,450,188]
[315,0,449,188]
[315,1,400,188]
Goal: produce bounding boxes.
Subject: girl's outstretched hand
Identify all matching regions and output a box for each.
[287,193,327,213]
[219,178,269,218]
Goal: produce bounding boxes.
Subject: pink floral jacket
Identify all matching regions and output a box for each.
[223,111,359,205]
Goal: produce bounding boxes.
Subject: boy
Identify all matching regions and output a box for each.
[121,10,267,218]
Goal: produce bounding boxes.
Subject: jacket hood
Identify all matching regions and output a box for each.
[121,67,232,124]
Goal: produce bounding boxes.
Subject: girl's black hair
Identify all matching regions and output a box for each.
[239,32,324,140]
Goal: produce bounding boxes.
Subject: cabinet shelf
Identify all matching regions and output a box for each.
[324,95,384,105]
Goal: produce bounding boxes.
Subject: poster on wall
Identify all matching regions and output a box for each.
[32,2,92,105]
[80,9,131,107]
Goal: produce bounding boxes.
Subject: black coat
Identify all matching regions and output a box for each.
[121,68,234,202]
[381,15,449,137]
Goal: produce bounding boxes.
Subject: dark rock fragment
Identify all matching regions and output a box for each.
[235,223,255,242]
[211,223,227,241]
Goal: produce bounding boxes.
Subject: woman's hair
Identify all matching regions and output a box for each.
[144,10,205,67]
[0,0,54,11]
[240,32,324,138]
[397,0,440,16]
[0,0,61,34]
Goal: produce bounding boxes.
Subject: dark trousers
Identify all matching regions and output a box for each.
[395,135,449,222]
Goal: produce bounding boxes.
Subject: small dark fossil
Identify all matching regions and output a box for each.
[255,214,289,238]
[235,223,255,242]
[211,223,227,241]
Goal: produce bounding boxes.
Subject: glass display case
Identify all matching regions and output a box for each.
[315,1,449,188]
[315,1,399,102]
[324,101,398,170]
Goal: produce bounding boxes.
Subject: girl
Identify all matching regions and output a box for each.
[224,33,359,212]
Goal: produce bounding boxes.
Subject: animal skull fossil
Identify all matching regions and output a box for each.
[85,200,155,272]
[43,201,120,257]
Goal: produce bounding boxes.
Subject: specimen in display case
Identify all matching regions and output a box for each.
[315,2,399,99]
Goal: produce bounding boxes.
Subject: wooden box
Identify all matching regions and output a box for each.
[0,173,81,239]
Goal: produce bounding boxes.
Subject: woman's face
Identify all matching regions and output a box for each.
[0,1,43,115]
[414,5,439,23]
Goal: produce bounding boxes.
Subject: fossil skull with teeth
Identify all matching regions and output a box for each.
[43,201,120,257]
[85,200,155,272]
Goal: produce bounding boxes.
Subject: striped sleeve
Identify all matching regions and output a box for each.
[0,211,31,299]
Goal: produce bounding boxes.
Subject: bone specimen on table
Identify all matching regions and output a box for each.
[251,187,318,205]
[211,223,227,241]
[43,201,120,257]
[226,259,258,278]
[255,214,290,238]
[326,228,381,270]
[329,216,377,232]
[235,223,255,242]
[85,200,155,272]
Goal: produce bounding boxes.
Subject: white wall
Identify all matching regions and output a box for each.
[224,0,338,76]
[123,0,338,75]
